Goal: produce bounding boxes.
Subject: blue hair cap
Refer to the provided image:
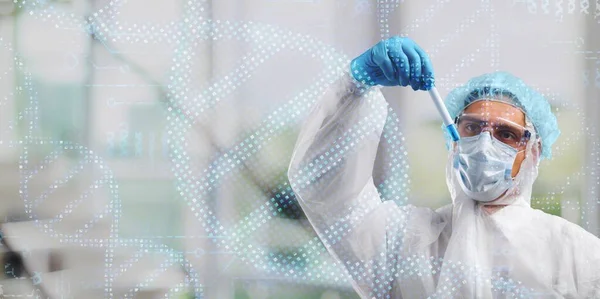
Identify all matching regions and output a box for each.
[444,71,560,159]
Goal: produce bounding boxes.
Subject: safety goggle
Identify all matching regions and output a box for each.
[454,114,531,149]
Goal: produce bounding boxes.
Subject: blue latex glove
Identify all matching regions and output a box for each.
[351,36,435,91]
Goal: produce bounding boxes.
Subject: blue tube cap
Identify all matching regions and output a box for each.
[446,124,460,142]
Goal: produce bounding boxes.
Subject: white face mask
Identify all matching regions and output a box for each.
[453,132,518,202]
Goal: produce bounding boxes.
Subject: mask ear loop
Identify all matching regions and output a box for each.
[514,118,539,178]
[500,118,540,206]
[524,118,541,167]
[513,121,539,161]
[492,118,539,206]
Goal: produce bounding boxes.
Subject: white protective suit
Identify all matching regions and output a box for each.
[287,71,600,298]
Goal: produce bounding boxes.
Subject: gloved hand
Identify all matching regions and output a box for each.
[350,36,435,91]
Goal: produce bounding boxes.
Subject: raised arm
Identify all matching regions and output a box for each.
[287,37,441,298]
[287,70,409,298]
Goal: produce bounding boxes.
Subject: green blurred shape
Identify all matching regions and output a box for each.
[118,179,183,250]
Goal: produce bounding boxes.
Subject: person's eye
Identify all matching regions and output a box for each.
[498,130,517,141]
[465,123,479,133]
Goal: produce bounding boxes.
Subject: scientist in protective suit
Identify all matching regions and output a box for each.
[287,37,600,298]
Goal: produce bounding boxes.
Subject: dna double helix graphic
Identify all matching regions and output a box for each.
[5,0,598,297]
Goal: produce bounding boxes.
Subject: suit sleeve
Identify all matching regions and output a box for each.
[287,69,445,298]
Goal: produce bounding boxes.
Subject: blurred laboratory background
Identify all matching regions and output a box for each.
[0,0,598,298]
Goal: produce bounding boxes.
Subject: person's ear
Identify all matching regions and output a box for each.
[532,139,542,166]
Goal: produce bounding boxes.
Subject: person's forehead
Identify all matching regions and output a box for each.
[462,99,526,126]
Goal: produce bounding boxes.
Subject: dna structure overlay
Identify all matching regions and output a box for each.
[0,0,598,298]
